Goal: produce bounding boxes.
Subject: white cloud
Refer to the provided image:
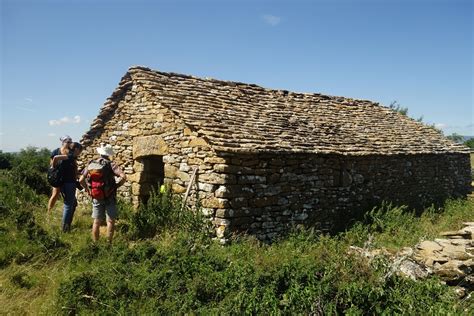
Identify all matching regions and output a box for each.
[434,123,448,129]
[48,133,56,137]
[24,97,33,103]
[263,14,281,26]
[49,115,81,126]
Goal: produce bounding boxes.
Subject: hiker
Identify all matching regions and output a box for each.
[51,142,83,232]
[79,144,126,244]
[47,135,72,213]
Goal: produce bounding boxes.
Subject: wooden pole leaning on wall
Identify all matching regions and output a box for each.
[181,166,198,212]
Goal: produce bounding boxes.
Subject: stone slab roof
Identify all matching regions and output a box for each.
[82,66,469,155]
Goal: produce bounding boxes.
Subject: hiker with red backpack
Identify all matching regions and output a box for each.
[79,144,126,244]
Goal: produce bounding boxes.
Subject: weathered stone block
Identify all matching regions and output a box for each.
[204,157,227,164]
[202,197,229,209]
[214,164,241,173]
[216,208,253,218]
[189,138,208,147]
[267,173,281,184]
[177,171,190,182]
[214,218,231,226]
[214,185,229,198]
[230,197,248,208]
[200,173,236,184]
[250,196,278,208]
[238,175,266,184]
[183,127,192,136]
[172,183,186,193]
[198,182,216,192]
[131,183,141,195]
[215,185,254,198]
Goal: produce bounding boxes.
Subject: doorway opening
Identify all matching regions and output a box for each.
[138,155,164,204]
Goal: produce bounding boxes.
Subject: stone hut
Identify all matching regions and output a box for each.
[80,66,471,240]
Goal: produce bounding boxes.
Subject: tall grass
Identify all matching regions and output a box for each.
[118,185,211,240]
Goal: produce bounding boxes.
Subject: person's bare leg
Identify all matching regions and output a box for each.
[107,219,115,244]
[92,219,102,241]
[47,187,60,213]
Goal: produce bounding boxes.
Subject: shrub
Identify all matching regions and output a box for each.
[11,147,50,173]
[0,150,14,169]
[0,171,67,267]
[3,147,52,196]
[11,167,51,196]
[127,186,209,239]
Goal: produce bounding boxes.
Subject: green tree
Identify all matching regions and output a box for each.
[464,138,474,149]
[446,133,464,143]
[388,101,441,133]
[0,151,15,169]
[12,146,51,172]
[388,101,408,116]
[8,146,52,196]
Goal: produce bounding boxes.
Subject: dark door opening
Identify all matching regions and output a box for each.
[138,155,164,204]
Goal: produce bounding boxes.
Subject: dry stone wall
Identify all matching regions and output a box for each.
[210,152,471,240]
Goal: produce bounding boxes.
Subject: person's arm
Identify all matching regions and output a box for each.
[51,155,68,167]
[79,171,91,196]
[112,163,127,188]
[115,170,126,188]
[116,172,127,188]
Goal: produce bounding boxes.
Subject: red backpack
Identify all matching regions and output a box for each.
[87,159,115,199]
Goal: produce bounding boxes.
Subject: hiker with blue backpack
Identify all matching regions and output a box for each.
[79,144,126,244]
[50,141,83,232]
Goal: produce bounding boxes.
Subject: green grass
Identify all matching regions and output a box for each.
[1,172,473,314]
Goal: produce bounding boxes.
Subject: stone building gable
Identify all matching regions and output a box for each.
[79,72,220,207]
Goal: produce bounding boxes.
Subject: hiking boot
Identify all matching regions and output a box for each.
[62,223,70,232]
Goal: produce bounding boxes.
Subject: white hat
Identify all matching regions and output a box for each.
[97,144,114,157]
[60,135,72,144]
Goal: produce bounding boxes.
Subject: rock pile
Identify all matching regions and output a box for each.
[414,222,473,291]
[350,222,474,296]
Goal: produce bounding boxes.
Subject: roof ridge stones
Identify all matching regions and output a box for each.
[81,65,470,155]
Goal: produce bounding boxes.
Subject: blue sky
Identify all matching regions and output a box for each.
[1,0,472,152]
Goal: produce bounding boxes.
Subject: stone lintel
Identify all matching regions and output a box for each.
[133,135,169,158]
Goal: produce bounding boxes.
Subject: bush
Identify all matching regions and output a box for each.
[0,171,68,267]
[0,151,14,169]
[2,147,52,196]
[12,147,50,173]
[126,186,209,239]
[464,138,474,149]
